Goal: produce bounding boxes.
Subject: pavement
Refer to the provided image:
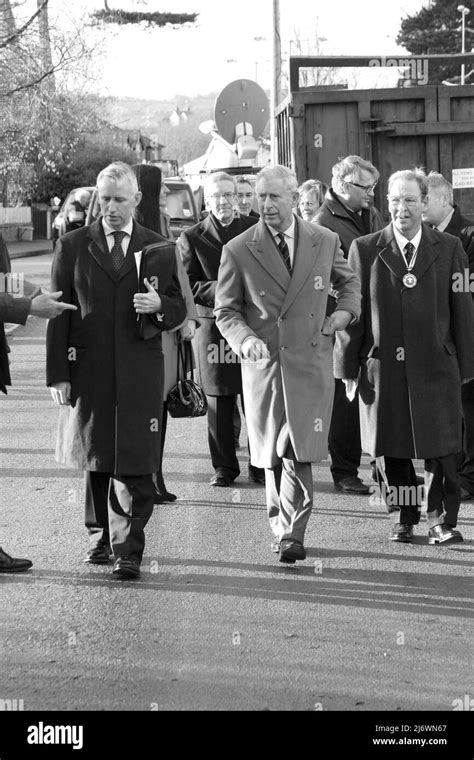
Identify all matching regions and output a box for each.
[1,253,474,719]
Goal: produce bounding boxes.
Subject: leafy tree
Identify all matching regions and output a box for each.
[396,0,474,84]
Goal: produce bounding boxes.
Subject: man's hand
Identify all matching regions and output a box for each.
[241,336,270,362]
[180,320,197,341]
[343,379,358,401]
[50,382,71,406]
[321,309,353,335]
[133,277,162,314]
[462,377,474,385]
[30,292,77,319]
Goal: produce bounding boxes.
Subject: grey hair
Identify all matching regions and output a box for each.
[332,155,379,194]
[203,171,236,199]
[388,168,428,197]
[96,162,138,194]
[256,165,298,194]
[426,171,454,206]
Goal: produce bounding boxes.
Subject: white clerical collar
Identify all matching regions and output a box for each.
[102,218,134,238]
[268,215,296,240]
[437,207,455,232]
[393,225,422,255]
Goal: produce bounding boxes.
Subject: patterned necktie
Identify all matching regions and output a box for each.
[277,232,292,272]
[110,230,127,273]
[404,242,415,268]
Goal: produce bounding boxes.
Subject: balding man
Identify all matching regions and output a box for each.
[215,165,361,564]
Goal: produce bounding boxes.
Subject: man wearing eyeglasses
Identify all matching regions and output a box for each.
[179,172,262,487]
[313,155,384,496]
[334,168,474,545]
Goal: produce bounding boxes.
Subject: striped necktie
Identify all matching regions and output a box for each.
[277,232,291,272]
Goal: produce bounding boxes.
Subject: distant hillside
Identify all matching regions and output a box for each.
[102,94,217,131]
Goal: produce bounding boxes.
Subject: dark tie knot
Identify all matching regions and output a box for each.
[113,231,127,246]
[277,232,286,249]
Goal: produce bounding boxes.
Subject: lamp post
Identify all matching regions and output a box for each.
[458,4,470,85]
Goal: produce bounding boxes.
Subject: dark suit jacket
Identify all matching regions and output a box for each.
[46,218,186,474]
[312,188,385,257]
[178,212,257,395]
[444,205,474,281]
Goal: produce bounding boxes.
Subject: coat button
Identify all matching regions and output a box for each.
[309,313,314,319]
[259,291,266,297]
[280,346,286,351]
[312,341,317,346]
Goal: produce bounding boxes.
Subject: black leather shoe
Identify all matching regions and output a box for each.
[279,539,306,564]
[84,542,112,564]
[248,466,265,485]
[210,471,236,487]
[0,547,33,573]
[460,487,474,501]
[389,524,414,542]
[334,476,370,494]
[112,556,141,579]
[428,525,463,545]
[153,485,177,504]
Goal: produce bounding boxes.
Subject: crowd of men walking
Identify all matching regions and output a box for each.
[1,152,473,575]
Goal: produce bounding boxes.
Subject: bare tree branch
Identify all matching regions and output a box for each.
[0,0,49,49]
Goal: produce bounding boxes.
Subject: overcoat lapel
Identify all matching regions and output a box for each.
[281,218,322,315]
[200,216,222,254]
[411,224,440,282]
[246,221,290,292]
[87,219,117,282]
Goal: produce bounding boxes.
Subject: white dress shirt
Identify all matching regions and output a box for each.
[393,226,422,270]
[102,218,134,257]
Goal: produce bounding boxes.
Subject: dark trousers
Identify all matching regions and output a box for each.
[375,454,460,529]
[265,441,313,544]
[85,471,155,562]
[328,379,362,482]
[459,380,474,494]
[206,394,240,478]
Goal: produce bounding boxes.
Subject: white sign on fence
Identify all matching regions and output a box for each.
[452,168,474,189]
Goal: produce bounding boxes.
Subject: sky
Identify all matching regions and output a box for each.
[47,0,429,100]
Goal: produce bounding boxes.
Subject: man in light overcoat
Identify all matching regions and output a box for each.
[215,165,361,564]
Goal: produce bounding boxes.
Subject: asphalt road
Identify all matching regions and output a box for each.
[1,253,473,713]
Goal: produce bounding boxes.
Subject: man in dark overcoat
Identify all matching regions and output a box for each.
[178,171,261,486]
[46,162,186,579]
[335,169,474,545]
[313,155,384,495]
[215,165,361,564]
[423,171,474,502]
[1,233,76,572]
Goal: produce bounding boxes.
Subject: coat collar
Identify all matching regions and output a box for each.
[376,223,440,283]
[245,217,325,314]
[87,218,156,282]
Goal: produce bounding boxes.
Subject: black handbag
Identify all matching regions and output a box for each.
[167,341,208,418]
